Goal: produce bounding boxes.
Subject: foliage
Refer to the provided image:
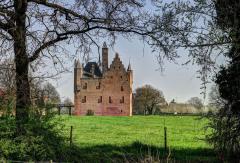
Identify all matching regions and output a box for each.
[187,97,203,110]
[208,84,225,110]
[205,0,240,160]
[133,85,165,115]
[0,110,70,161]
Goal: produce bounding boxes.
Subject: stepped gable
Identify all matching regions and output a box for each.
[109,53,126,72]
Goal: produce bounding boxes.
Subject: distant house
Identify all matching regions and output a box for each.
[161,102,202,114]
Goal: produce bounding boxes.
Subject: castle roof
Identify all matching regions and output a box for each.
[83,62,102,77]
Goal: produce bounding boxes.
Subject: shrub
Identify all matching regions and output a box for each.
[86,109,94,116]
[0,107,70,161]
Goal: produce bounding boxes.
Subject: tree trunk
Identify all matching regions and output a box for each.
[14,0,30,134]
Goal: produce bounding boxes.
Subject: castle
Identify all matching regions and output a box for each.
[74,42,133,116]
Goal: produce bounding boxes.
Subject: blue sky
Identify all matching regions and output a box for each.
[52,36,212,104]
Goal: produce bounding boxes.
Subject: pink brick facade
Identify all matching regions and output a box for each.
[74,43,133,116]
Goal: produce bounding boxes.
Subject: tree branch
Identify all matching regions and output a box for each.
[29,36,68,62]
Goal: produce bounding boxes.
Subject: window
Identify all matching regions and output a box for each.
[120,76,122,79]
[82,96,86,103]
[120,96,124,103]
[98,96,102,103]
[96,82,101,89]
[121,86,124,91]
[109,96,112,103]
[83,83,87,89]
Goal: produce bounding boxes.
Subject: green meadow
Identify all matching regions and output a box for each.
[62,115,216,162]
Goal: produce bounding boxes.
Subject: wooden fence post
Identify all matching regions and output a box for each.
[164,127,167,151]
[58,106,61,115]
[69,106,72,116]
[70,126,73,146]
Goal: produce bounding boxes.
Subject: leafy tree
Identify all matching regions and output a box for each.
[187,97,203,110]
[133,85,165,115]
[206,0,240,159]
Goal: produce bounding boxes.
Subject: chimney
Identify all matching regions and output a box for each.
[102,42,108,73]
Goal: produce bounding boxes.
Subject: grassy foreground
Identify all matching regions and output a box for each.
[62,115,216,162]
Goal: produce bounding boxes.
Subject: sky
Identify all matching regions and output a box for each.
[52,36,213,104]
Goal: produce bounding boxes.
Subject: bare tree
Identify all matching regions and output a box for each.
[63,97,73,106]
[0,0,199,132]
[0,59,15,95]
[208,84,225,110]
[187,97,204,110]
[133,85,165,115]
[0,0,234,133]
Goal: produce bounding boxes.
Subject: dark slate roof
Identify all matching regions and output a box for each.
[83,62,102,77]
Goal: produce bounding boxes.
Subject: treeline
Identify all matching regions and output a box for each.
[132,84,216,115]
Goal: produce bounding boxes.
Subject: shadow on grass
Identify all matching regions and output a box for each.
[65,141,217,163]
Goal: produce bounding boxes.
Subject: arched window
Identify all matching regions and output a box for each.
[109,96,112,103]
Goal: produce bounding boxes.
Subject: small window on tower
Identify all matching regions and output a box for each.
[120,96,124,103]
[109,96,112,103]
[82,96,86,103]
[96,82,101,89]
[98,96,102,103]
[121,86,124,91]
[83,83,87,89]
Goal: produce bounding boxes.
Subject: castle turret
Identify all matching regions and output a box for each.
[127,62,133,116]
[127,62,133,88]
[74,59,83,92]
[102,42,108,73]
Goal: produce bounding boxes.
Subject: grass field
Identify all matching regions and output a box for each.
[62,115,216,162]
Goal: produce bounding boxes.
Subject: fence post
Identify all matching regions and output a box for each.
[58,106,61,115]
[164,127,167,151]
[70,126,73,146]
[69,106,72,116]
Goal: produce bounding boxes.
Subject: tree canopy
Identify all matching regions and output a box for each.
[133,85,165,115]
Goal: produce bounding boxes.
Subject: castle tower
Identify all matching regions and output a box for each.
[102,42,108,73]
[74,59,82,115]
[127,62,133,116]
[127,62,133,88]
[74,59,82,92]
